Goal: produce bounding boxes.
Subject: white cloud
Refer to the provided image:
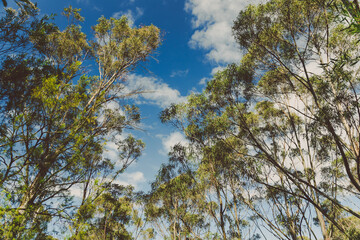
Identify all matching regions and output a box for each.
[199,77,209,85]
[69,185,83,199]
[112,7,144,26]
[125,74,187,108]
[102,132,128,164]
[69,171,146,198]
[103,140,119,161]
[211,66,225,75]
[198,66,225,85]
[104,100,120,111]
[170,69,189,78]
[115,171,146,189]
[76,0,89,4]
[157,132,188,155]
[185,0,264,64]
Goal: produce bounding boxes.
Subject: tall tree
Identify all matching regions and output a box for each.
[0,4,160,239]
[161,0,360,239]
[145,146,210,240]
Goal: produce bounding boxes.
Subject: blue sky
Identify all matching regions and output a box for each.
[21,0,262,192]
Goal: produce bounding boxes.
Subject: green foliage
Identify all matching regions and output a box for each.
[331,215,360,239]
[0,2,160,239]
[335,0,360,33]
[70,184,135,240]
[157,0,360,239]
[145,160,209,239]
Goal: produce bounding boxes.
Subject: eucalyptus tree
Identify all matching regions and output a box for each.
[144,145,211,240]
[0,4,160,239]
[161,0,360,239]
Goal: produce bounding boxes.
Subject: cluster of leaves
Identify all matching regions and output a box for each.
[336,0,360,33]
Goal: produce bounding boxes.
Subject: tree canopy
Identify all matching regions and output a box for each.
[156,0,360,239]
[0,3,160,239]
[2,0,360,239]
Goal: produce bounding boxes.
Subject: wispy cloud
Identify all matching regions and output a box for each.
[199,77,209,85]
[76,0,90,4]
[170,69,189,78]
[112,7,144,26]
[125,74,187,109]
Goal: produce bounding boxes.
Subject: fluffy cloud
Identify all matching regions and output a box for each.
[125,74,187,108]
[115,171,146,189]
[69,171,146,198]
[185,0,264,64]
[158,132,188,155]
